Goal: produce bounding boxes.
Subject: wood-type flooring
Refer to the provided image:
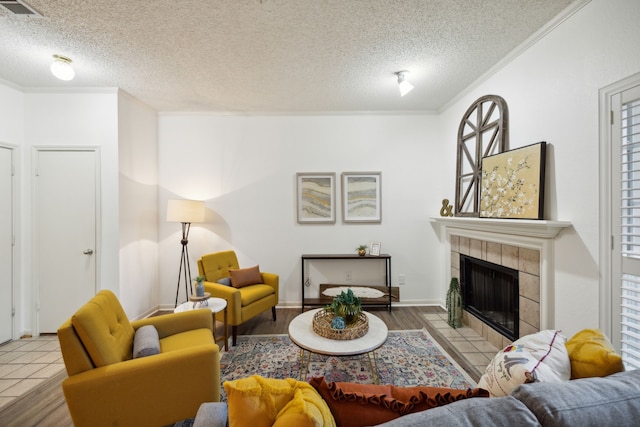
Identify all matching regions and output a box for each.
[0,306,476,426]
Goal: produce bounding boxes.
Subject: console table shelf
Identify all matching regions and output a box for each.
[301,254,392,312]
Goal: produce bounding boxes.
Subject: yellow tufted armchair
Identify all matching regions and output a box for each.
[197,250,279,346]
[57,290,220,427]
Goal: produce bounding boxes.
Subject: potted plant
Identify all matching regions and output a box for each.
[194,275,206,297]
[356,244,367,256]
[325,288,362,324]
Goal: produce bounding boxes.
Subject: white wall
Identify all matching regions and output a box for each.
[118,91,159,319]
[0,80,24,145]
[0,84,154,335]
[157,0,640,338]
[158,113,446,308]
[439,0,640,337]
[23,90,120,334]
[3,0,639,339]
[0,80,24,339]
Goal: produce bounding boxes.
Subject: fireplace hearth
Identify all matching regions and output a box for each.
[460,255,519,341]
[432,216,571,348]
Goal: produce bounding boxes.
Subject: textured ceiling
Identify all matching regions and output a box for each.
[0,0,580,113]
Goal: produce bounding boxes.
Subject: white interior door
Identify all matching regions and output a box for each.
[0,146,13,343]
[36,149,97,333]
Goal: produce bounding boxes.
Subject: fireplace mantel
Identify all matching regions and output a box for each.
[430,217,571,239]
[431,216,572,343]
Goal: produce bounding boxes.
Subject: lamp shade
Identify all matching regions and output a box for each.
[167,199,205,223]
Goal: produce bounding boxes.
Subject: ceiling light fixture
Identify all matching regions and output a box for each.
[395,70,414,97]
[50,54,75,81]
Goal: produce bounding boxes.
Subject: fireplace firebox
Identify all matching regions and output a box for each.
[460,254,519,341]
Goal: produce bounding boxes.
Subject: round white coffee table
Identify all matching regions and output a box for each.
[288,308,388,383]
[174,297,228,351]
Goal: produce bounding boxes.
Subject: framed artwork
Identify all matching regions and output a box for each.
[296,172,336,224]
[455,95,509,217]
[480,141,546,219]
[342,172,382,223]
[370,241,381,256]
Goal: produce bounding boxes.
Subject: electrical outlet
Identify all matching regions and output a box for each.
[399,274,406,285]
[346,271,352,281]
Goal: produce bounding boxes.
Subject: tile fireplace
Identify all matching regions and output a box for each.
[432,217,571,350]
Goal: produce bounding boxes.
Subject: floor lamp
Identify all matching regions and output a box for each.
[167,199,205,307]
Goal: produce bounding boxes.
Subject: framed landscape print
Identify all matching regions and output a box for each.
[296,173,336,224]
[479,141,546,219]
[342,172,382,223]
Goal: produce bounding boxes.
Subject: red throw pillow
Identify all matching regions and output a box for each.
[308,377,489,427]
[229,265,262,288]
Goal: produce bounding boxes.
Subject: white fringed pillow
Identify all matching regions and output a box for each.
[478,330,571,397]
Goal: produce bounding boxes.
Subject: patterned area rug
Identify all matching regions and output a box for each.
[219,329,475,401]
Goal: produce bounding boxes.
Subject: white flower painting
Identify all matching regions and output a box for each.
[480,142,546,219]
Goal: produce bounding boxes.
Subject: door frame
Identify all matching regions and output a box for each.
[32,146,101,336]
[599,71,640,348]
[0,142,17,342]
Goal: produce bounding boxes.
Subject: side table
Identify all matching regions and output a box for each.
[175,296,228,351]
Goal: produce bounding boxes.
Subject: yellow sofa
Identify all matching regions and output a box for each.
[198,250,279,345]
[57,290,220,427]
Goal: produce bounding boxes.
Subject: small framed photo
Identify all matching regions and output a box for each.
[370,241,381,256]
[342,171,382,223]
[296,172,336,224]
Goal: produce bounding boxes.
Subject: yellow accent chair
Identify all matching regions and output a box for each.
[197,250,279,346]
[57,290,220,427]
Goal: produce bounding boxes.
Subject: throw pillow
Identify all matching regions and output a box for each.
[224,376,335,427]
[217,277,232,286]
[273,386,334,427]
[133,325,160,358]
[308,377,489,427]
[477,330,571,397]
[229,265,262,288]
[565,328,624,379]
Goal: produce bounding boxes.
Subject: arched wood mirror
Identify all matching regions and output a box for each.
[455,95,509,216]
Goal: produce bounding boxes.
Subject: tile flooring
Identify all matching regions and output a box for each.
[0,335,66,410]
[423,311,500,380]
[0,311,500,412]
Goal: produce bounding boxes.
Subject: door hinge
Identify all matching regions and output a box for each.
[11,307,15,316]
[12,235,15,246]
[611,110,614,125]
[612,235,615,250]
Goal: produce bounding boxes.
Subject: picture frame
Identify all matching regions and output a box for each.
[341,172,382,223]
[296,172,336,224]
[479,141,546,219]
[370,241,381,256]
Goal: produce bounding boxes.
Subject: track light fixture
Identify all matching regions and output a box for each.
[50,54,75,81]
[395,70,414,97]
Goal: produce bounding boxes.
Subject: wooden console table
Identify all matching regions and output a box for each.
[301,254,393,312]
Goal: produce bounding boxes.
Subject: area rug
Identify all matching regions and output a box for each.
[219,329,475,401]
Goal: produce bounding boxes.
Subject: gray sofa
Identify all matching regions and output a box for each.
[193,369,640,426]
